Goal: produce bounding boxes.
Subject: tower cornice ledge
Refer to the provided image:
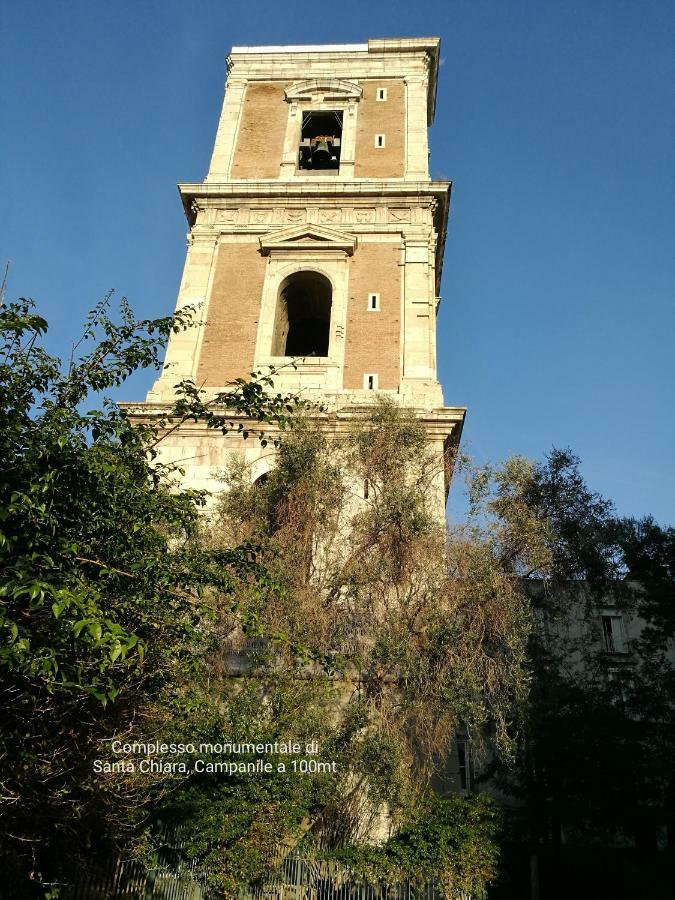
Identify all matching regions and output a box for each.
[179,181,450,240]
[120,402,466,435]
[179,180,449,205]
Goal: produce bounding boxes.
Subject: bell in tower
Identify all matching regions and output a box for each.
[298,111,342,170]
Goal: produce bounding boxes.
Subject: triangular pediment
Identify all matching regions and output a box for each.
[259,224,357,256]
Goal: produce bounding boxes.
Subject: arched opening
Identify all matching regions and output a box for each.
[271,271,332,357]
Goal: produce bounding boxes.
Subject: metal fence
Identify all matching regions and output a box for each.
[238,855,445,900]
[61,855,213,899]
[62,844,460,900]
[61,825,215,899]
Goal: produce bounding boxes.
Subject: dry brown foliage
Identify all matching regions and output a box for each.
[206,399,549,840]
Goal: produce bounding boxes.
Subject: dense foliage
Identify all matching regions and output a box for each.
[1,296,532,898]
[495,450,675,871]
[0,296,304,896]
[7,293,668,899]
[156,405,559,894]
[331,795,500,898]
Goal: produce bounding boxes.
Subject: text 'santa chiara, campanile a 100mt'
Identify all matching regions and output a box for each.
[131,38,466,519]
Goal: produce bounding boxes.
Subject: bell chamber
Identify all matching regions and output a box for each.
[298,111,343,171]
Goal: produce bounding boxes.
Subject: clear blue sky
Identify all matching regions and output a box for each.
[1,0,673,524]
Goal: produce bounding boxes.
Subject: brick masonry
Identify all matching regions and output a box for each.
[354,80,406,178]
[343,242,401,390]
[196,243,265,385]
[231,83,289,179]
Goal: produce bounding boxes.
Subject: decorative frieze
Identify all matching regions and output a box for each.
[199,203,432,232]
[388,207,411,223]
[354,208,376,223]
[284,208,306,223]
[216,208,239,224]
[318,208,342,225]
[250,208,274,224]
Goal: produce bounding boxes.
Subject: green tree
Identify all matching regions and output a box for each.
[0,294,570,898]
[495,451,675,896]
[0,295,304,896]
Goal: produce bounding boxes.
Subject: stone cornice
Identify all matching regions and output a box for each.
[121,401,466,435]
[180,180,449,200]
[179,180,449,230]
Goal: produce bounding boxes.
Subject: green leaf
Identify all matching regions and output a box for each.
[73,619,89,637]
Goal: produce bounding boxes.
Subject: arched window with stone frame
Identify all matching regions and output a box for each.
[271,270,333,358]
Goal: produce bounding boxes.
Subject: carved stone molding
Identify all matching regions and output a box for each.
[284,79,362,103]
[259,223,357,256]
[216,208,239,224]
[201,202,436,232]
[354,208,375,224]
[284,208,307,224]
[250,209,273,225]
[388,207,411,223]
[318,208,342,225]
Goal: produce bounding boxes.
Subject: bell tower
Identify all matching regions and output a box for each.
[137,38,465,518]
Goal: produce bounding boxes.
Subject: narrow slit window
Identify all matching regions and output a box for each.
[377,88,387,101]
[457,740,471,792]
[601,615,626,653]
[364,373,378,390]
[368,293,380,311]
[374,134,386,148]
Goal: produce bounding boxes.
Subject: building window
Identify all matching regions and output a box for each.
[367,293,380,311]
[601,614,626,654]
[457,740,471,792]
[607,667,631,707]
[374,133,386,149]
[364,373,378,390]
[272,271,332,357]
[298,110,343,171]
[376,87,387,101]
